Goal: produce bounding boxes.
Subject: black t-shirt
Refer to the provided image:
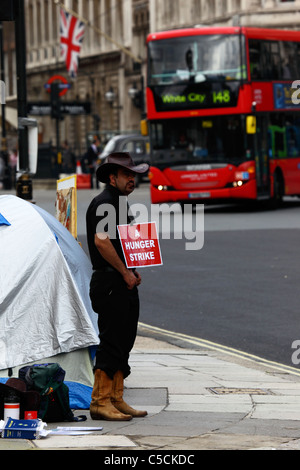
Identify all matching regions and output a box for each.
[86,184,132,270]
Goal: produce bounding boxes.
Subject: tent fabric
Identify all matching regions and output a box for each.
[0,195,98,372]
[31,203,98,335]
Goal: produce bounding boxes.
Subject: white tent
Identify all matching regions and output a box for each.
[0,195,99,409]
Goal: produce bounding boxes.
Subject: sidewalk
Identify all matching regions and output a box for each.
[1,327,300,451]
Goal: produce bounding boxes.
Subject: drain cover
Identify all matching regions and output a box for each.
[208,387,273,395]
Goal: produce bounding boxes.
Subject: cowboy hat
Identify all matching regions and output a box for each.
[96,152,149,183]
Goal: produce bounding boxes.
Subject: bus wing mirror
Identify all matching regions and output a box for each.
[246,116,256,134]
[140,119,148,136]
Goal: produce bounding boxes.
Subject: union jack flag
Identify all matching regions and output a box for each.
[60,9,85,78]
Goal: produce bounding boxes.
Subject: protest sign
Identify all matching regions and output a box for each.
[118,222,162,268]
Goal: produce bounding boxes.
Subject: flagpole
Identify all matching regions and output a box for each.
[53,0,142,64]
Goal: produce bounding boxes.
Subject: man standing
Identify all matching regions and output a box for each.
[86,136,101,189]
[86,152,149,421]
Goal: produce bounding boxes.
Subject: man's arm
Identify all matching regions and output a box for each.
[95,233,140,290]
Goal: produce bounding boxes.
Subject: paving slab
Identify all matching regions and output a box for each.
[33,434,136,450]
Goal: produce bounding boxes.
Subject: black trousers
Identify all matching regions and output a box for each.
[89,271,139,379]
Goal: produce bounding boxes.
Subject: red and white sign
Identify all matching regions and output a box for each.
[118,222,163,269]
[45,75,70,97]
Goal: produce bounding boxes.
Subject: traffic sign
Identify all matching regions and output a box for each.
[27,101,91,116]
[44,75,71,97]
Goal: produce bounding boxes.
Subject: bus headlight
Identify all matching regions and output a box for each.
[233,180,244,187]
[232,171,250,187]
[156,185,174,191]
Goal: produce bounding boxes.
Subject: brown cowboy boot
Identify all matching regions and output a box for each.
[90,369,132,421]
[111,370,148,418]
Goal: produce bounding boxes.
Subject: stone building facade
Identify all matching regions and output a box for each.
[22,0,149,156]
[3,0,300,158]
[149,0,300,31]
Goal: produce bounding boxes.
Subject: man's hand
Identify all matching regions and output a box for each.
[123,269,141,290]
[95,233,142,289]
[134,271,142,286]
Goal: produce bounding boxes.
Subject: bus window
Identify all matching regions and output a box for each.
[151,123,164,150]
[268,113,300,159]
[249,39,300,80]
[280,42,297,79]
[270,42,281,79]
[249,40,261,79]
[261,41,281,79]
[150,116,248,167]
[148,34,246,85]
[269,126,286,158]
[286,126,300,157]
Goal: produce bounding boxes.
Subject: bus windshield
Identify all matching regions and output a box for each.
[148,34,246,85]
[150,115,252,168]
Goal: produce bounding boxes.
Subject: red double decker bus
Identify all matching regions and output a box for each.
[146,27,300,206]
